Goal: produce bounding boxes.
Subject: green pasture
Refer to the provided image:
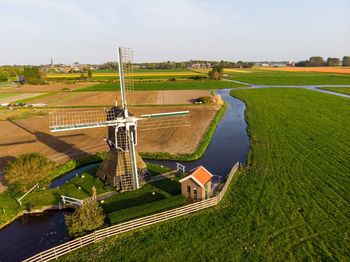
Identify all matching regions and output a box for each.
[225,69,350,85]
[75,81,240,91]
[60,88,350,261]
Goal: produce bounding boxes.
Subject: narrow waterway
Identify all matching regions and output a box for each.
[149,89,250,175]
[0,89,249,262]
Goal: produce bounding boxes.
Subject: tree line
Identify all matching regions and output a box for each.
[295,56,350,67]
[99,60,254,70]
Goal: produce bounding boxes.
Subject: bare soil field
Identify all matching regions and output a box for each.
[0,82,94,93]
[260,66,350,74]
[24,90,212,106]
[0,105,219,190]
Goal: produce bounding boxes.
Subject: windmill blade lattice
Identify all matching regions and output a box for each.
[118,47,135,106]
[138,111,190,131]
[49,109,120,132]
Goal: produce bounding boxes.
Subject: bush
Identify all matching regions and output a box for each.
[168,77,176,82]
[196,96,213,104]
[4,153,55,192]
[65,199,105,237]
[208,66,223,80]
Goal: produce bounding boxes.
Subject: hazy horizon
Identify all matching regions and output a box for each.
[0,0,349,65]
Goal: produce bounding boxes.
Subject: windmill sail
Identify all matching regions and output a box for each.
[138,110,190,130]
[118,47,134,109]
[48,46,191,192]
[49,109,121,132]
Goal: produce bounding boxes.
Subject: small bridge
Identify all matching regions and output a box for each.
[61,195,84,207]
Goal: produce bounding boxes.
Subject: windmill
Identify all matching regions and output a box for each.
[49,47,190,191]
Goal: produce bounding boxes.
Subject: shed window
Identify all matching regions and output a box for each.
[187,186,190,192]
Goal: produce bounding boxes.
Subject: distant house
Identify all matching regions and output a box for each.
[179,166,213,200]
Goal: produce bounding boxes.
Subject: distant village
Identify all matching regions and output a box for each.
[41,59,296,73]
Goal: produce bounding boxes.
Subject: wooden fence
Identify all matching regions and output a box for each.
[24,162,240,262]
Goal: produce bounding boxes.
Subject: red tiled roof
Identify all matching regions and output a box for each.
[179,166,213,187]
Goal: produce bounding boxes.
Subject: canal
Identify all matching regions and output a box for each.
[0,89,249,261]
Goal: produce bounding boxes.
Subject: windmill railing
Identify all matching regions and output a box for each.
[23,162,240,262]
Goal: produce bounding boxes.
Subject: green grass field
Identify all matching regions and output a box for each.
[225,69,350,85]
[75,80,240,91]
[319,87,350,95]
[47,69,205,82]
[103,179,185,224]
[0,161,179,229]
[60,88,350,261]
[0,93,19,99]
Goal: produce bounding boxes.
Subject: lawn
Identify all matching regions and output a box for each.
[224,68,350,85]
[60,88,349,261]
[75,80,240,92]
[22,167,113,208]
[102,179,185,224]
[319,87,350,95]
[0,161,178,228]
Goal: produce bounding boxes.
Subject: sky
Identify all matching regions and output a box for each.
[0,0,349,65]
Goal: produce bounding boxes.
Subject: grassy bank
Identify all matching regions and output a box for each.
[0,159,176,229]
[319,87,350,95]
[60,88,349,261]
[75,81,240,91]
[102,178,185,225]
[225,69,350,85]
[140,103,226,161]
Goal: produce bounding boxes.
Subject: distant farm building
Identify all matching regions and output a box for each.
[179,166,213,200]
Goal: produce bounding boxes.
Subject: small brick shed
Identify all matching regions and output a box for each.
[179,166,213,200]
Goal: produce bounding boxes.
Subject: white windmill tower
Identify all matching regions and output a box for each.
[49,47,190,191]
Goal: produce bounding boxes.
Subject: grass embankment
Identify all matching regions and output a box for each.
[75,81,240,92]
[0,159,177,229]
[103,179,185,224]
[24,165,185,225]
[319,87,350,95]
[61,88,349,261]
[224,68,350,85]
[140,103,226,161]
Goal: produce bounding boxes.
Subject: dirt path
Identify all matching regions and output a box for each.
[0,93,46,104]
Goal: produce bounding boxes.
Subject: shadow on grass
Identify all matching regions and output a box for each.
[149,179,181,196]
[102,192,166,213]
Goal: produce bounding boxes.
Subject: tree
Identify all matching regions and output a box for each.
[208,66,223,80]
[295,60,308,67]
[326,57,341,66]
[65,198,105,236]
[87,69,92,79]
[4,153,55,192]
[0,68,9,82]
[342,56,350,66]
[22,66,46,84]
[308,56,325,67]
[80,73,87,80]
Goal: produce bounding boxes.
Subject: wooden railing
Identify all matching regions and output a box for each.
[24,162,240,262]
